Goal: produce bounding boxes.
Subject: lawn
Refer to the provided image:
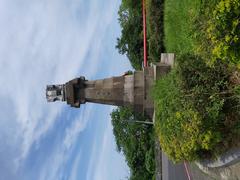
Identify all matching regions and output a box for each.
[164,0,201,54]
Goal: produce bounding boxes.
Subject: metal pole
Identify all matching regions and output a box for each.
[126,120,153,125]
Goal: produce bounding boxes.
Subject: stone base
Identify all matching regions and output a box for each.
[152,53,175,122]
[143,53,175,119]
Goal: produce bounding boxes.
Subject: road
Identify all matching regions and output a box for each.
[162,152,188,180]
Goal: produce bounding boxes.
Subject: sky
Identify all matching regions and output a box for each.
[0,0,132,179]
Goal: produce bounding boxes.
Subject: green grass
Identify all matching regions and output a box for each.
[164,0,201,54]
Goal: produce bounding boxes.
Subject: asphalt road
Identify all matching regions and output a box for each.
[162,152,188,180]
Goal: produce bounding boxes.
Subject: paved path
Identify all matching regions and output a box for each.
[189,163,215,180]
[155,139,188,180]
[155,139,215,180]
[162,152,188,180]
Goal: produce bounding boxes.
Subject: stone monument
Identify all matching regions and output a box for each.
[46,53,174,119]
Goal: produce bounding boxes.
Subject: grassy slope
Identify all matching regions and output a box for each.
[158,0,240,162]
[164,0,201,54]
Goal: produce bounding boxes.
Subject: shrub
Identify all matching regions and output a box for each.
[176,54,229,123]
[153,54,240,162]
[153,69,219,162]
[145,148,155,173]
[197,0,240,65]
[146,0,165,62]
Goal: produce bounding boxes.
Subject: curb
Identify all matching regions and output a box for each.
[197,147,240,168]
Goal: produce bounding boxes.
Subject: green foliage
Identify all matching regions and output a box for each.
[162,0,240,163]
[153,68,207,162]
[116,0,165,69]
[153,54,240,162]
[145,148,155,173]
[177,54,229,122]
[111,107,155,180]
[146,0,165,62]
[164,0,201,54]
[198,0,240,65]
[116,0,143,70]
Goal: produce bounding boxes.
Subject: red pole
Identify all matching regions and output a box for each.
[142,0,147,67]
[184,161,192,180]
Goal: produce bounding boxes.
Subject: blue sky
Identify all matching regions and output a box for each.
[0,0,132,179]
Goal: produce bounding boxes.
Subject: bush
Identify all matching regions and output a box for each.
[145,148,155,173]
[196,0,240,65]
[153,69,214,162]
[177,54,229,123]
[153,54,240,162]
[116,0,144,70]
[146,0,165,62]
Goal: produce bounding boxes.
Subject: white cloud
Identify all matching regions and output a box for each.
[63,105,93,150]
[86,107,130,180]
[0,0,125,178]
[68,149,83,180]
[92,116,112,180]
[38,105,93,180]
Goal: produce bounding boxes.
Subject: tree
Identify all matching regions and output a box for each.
[116,0,143,70]
[111,107,155,180]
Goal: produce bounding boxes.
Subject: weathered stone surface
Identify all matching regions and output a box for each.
[160,53,175,67]
[46,54,175,118]
[46,65,155,118]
